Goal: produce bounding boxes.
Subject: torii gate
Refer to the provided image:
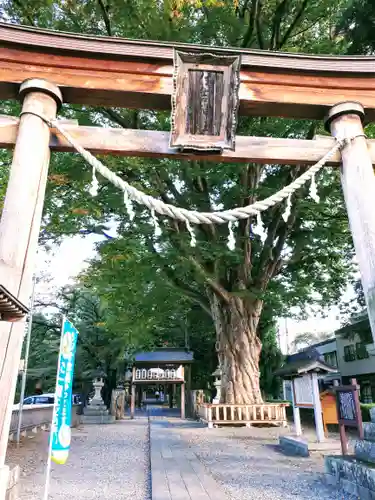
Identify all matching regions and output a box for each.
[1,21,375,495]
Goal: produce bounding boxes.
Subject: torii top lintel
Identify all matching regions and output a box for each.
[1,22,375,120]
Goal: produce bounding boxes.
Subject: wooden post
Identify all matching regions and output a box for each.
[168,384,173,408]
[181,383,185,419]
[180,365,185,418]
[207,406,213,429]
[311,373,325,442]
[0,79,61,491]
[130,384,135,419]
[138,386,143,408]
[172,383,176,408]
[339,421,348,455]
[325,102,375,346]
[351,378,364,440]
[291,379,302,436]
[186,365,192,417]
[163,384,167,404]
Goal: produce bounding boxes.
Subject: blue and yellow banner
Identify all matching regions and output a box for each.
[51,317,78,465]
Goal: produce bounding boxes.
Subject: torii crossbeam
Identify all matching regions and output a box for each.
[1,23,375,499]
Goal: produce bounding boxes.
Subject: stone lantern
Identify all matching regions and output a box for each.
[124,368,132,396]
[212,366,222,404]
[91,368,106,406]
[82,369,114,424]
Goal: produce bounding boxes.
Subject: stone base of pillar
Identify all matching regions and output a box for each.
[0,466,9,500]
[0,465,19,500]
[6,466,19,500]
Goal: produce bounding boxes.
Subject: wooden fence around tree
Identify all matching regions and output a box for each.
[197,403,289,428]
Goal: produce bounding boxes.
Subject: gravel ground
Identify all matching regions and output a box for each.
[172,423,356,500]
[6,419,151,499]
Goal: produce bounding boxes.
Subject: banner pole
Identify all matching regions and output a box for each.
[42,315,65,500]
[16,275,37,447]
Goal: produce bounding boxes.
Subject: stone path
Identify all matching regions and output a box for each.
[150,417,228,500]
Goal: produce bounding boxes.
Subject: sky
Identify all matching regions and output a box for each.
[34,234,102,305]
[35,233,348,354]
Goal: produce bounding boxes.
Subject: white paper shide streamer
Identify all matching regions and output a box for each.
[227,221,237,250]
[309,173,320,203]
[282,194,292,223]
[88,167,99,197]
[255,211,267,243]
[256,211,265,234]
[123,190,135,221]
[186,220,196,247]
[150,209,162,238]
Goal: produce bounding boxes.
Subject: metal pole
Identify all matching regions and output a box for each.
[16,276,36,447]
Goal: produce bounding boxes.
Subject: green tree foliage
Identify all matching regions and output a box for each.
[17,313,61,399]
[336,0,375,54]
[0,0,360,403]
[21,288,139,404]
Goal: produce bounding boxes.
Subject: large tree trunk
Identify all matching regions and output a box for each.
[210,294,263,404]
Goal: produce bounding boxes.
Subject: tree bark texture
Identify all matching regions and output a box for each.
[210,293,263,404]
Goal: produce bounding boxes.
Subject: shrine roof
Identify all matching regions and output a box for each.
[274,359,338,378]
[134,348,194,365]
[274,348,337,378]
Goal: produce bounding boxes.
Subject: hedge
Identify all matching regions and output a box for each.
[360,403,375,422]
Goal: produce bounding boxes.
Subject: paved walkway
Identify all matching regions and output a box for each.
[150,417,227,500]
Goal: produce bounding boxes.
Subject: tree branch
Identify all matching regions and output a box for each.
[279,0,309,49]
[166,275,212,317]
[100,108,129,128]
[286,16,325,41]
[255,0,265,49]
[237,0,251,19]
[154,171,187,207]
[241,0,260,48]
[186,256,231,304]
[100,107,139,130]
[97,0,113,36]
[270,0,289,50]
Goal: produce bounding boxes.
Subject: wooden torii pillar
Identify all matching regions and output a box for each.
[0,79,61,496]
[326,102,375,348]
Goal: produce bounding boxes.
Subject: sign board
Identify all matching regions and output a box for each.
[293,374,314,408]
[337,390,357,423]
[320,391,338,435]
[170,51,240,152]
[334,378,363,455]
